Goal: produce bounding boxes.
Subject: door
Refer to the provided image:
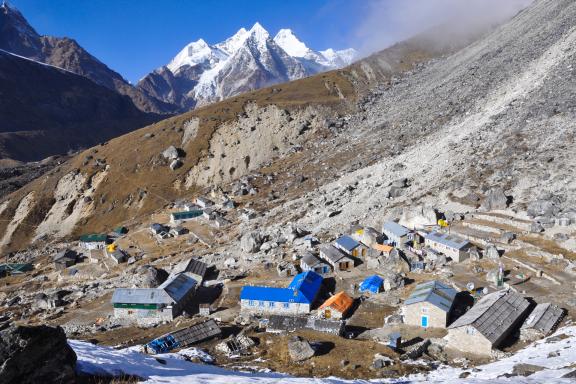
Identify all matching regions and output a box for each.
[325,309,331,319]
[421,315,429,328]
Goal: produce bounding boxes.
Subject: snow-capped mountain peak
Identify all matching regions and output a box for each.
[216,27,249,55]
[246,22,270,48]
[273,29,311,58]
[167,38,220,73]
[137,23,357,110]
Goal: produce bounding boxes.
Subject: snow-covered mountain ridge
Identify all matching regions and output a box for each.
[137,22,357,110]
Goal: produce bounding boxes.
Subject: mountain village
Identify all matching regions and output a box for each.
[1,181,574,380]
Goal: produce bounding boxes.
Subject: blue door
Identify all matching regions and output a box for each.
[421,315,429,328]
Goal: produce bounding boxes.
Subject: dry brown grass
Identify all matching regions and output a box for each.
[519,235,576,260]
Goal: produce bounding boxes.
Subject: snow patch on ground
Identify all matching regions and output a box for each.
[71,326,576,384]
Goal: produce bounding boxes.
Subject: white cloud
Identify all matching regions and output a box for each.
[354,0,534,56]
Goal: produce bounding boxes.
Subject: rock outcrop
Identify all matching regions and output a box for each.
[0,325,77,384]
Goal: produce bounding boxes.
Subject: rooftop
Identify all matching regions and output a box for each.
[171,210,203,220]
[301,252,326,268]
[425,231,470,250]
[449,289,530,344]
[319,291,354,313]
[405,280,458,312]
[240,271,323,304]
[79,233,107,243]
[158,273,198,302]
[319,244,350,263]
[382,221,410,237]
[334,235,362,251]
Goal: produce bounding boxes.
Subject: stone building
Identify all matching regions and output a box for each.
[333,235,368,258]
[403,280,458,328]
[424,231,472,262]
[112,273,197,324]
[445,289,530,355]
[520,303,565,341]
[317,291,354,320]
[300,252,331,275]
[382,221,411,248]
[319,244,354,271]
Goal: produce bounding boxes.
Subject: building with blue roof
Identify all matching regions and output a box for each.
[424,231,472,262]
[240,271,323,315]
[403,280,458,328]
[359,275,384,294]
[333,235,368,258]
[382,221,411,248]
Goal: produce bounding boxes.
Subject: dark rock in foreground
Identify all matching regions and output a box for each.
[0,325,77,384]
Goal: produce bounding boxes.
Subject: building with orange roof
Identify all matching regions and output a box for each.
[318,291,354,320]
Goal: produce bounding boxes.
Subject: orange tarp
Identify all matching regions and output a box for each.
[319,291,354,314]
[371,243,393,253]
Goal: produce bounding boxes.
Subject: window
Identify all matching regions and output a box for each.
[259,301,265,307]
[248,300,256,307]
[268,302,275,308]
[466,326,476,335]
[421,307,429,314]
[283,302,290,309]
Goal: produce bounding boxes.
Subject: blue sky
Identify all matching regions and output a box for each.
[12,0,369,83]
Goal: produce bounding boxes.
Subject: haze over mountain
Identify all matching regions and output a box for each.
[137,23,357,110]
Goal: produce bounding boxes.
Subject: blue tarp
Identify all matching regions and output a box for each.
[359,275,383,294]
[147,334,179,354]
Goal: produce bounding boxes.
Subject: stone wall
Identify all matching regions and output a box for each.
[404,302,448,328]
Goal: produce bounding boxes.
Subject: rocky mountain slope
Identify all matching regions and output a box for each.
[0,3,175,114]
[0,50,159,161]
[137,23,357,110]
[0,24,449,252]
[1,0,572,256]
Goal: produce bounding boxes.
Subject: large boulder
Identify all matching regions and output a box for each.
[481,188,509,211]
[240,232,264,253]
[287,336,315,361]
[162,145,180,160]
[142,266,169,288]
[484,244,500,260]
[399,205,437,229]
[527,198,561,218]
[31,293,64,310]
[0,325,77,384]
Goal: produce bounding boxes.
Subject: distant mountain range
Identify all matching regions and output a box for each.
[136,23,357,110]
[0,3,357,160]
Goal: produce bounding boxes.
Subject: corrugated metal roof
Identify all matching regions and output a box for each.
[382,221,410,237]
[240,271,323,304]
[301,252,326,268]
[319,291,354,313]
[184,259,207,278]
[425,231,470,250]
[405,280,457,311]
[334,235,361,252]
[158,273,197,302]
[359,275,384,293]
[112,288,173,305]
[319,244,349,263]
[521,303,565,334]
[79,233,107,243]
[288,271,323,303]
[449,289,530,344]
[171,210,203,220]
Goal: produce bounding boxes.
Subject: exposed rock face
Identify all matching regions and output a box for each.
[287,336,315,361]
[481,188,509,211]
[0,325,77,384]
[399,205,437,229]
[240,231,264,253]
[141,266,169,288]
[484,244,501,260]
